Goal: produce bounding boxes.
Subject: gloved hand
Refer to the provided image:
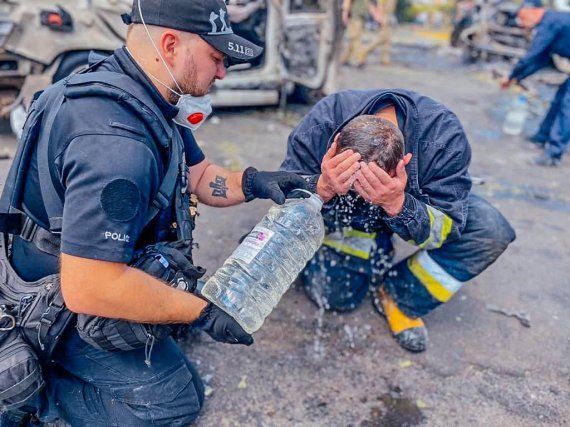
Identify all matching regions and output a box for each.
[193,303,254,346]
[242,167,309,204]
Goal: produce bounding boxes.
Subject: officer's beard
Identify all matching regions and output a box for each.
[167,54,211,103]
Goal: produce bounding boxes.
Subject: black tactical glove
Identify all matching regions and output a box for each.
[193,303,254,346]
[242,167,309,204]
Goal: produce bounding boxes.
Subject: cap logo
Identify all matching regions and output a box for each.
[209,9,232,35]
[228,42,255,57]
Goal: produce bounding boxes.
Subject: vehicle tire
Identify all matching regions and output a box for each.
[450,27,462,47]
[52,51,92,82]
[289,85,325,105]
[462,45,480,64]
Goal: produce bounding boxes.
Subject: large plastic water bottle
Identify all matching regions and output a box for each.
[200,191,325,334]
[502,94,528,136]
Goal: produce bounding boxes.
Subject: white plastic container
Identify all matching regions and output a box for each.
[502,94,528,136]
[200,192,325,333]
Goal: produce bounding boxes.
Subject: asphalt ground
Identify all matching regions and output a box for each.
[0,42,569,426]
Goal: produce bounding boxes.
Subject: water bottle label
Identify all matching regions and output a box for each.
[232,226,275,263]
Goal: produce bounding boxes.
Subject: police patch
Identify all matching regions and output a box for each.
[100,179,141,222]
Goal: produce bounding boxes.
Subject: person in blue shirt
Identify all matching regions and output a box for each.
[0,0,307,425]
[281,90,516,353]
[501,6,570,167]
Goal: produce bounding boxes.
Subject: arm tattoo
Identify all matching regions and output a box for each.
[209,175,229,198]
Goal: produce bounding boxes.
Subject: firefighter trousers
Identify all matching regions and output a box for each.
[300,194,516,318]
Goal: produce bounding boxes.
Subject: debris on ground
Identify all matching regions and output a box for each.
[237,375,248,389]
[486,304,531,328]
[204,386,214,397]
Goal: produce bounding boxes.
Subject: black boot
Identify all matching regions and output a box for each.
[529,153,561,167]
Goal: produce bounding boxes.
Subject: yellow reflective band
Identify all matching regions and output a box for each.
[440,213,453,244]
[323,229,377,259]
[407,250,463,302]
[323,238,370,259]
[343,229,377,240]
[417,206,454,250]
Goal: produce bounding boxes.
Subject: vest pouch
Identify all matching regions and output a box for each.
[19,276,74,359]
[77,241,205,359]
[77,317,172,353]
[0,241,73,360]
[0,330,45,412]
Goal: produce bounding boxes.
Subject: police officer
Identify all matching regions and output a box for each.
[1,0,306,425]
[281,89,516,353]
[501,6,570,167]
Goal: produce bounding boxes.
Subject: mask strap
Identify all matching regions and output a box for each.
[125,46,183,97]
[137,0,184,94]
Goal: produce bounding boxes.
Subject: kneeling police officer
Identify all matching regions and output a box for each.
[0,0,307,425]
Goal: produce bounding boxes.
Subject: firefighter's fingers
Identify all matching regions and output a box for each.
[337,161,361,183]
[353,179,371,201]
[322,140,338,162]
[360,162,385,188]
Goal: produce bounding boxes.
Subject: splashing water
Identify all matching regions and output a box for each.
[343,324,356,349]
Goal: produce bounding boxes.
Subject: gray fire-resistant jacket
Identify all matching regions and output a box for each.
[280,89,472,249]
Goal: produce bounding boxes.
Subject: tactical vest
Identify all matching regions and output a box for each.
[0,64,197,410]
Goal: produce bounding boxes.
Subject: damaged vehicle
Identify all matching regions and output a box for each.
[455,0,570,75]
[0,0,342,136]
[457,0,529,61]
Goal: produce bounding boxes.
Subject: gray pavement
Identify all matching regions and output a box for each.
[0,45,569,426]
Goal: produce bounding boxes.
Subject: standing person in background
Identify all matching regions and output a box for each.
[361,0,397,65]
[341,0,396,68]
[340,0,370,68]
[501,6,570,167]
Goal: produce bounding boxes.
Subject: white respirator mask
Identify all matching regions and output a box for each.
[133,0,212,131]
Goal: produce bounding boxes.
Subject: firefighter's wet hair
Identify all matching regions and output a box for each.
[338,115,405,173]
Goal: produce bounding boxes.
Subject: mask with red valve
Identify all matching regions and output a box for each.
[170,90,212,132]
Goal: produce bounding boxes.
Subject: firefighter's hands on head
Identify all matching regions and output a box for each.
[318,134,362,203]
[353,153,413,217]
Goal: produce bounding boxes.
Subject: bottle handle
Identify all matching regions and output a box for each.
[288,188,322,201]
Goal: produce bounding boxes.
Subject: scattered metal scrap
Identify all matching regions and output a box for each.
[486,303,531,327]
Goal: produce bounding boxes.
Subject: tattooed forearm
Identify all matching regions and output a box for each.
[209,175,228,198]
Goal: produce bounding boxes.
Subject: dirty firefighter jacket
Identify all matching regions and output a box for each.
[280,89,472,249]
[509,10,570,82]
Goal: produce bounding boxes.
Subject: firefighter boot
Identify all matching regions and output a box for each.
[373,287,428,352]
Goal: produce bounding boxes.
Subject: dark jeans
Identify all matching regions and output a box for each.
[301,194,516,318]
[1,330,204,426]
[534,77,570,159]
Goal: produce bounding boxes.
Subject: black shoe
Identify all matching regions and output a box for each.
[526,135,546,149]
[528,133,547,144]
[528,153,561,167]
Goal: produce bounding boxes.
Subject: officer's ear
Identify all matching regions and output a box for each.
[403,153,413,166]
[159,30,180,65]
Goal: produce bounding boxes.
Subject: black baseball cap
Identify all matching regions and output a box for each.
[122,0,263,64]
